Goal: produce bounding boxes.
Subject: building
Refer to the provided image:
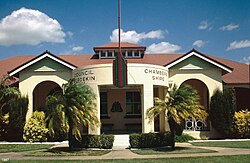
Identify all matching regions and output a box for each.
[1,42,249,138]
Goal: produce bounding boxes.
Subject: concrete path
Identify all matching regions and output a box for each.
[0,142,249,161]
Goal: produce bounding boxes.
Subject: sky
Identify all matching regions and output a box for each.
[0,0,249,64]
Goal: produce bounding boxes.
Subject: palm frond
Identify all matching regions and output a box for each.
[146,84,208,127]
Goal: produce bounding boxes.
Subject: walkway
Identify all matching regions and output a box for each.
[0,142,249,161]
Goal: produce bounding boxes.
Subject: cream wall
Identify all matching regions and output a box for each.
[73,64,113,134]
[16,55,226,139]
[13,54,229,138]
[169,68,223,138]
[127,64,169,133]
[169,68,223,98]
[18,58,72,120]
[73,63,169,134]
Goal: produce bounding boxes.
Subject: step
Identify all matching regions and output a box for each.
[113,134,130,148]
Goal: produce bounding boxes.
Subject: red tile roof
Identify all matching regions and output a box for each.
[0,53,249,85]
[211,57,250,85]
[93,42,146,51]
[0,55,34,78]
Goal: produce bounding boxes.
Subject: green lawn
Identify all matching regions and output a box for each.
[27,147,110,156]
[0,144,53,153]
[131,146,216,155]
[191,140,250,149]
[4,155,250,163]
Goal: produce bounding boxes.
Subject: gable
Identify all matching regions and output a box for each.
[165,50,233,74]
[26,58,72,72]
[170,55,216,70]
[9,52,76,77]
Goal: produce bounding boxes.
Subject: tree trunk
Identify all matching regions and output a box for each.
[68,119,74,151]
[168,119,176,150]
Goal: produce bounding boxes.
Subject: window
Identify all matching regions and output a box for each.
[126,92,141,115]
[107,50,113,57]
[114,51,118,57]
[100,92,108,115]
[127,50,132,57]
[134,50,140,57]
[100,51,106,58]
[122,50,126,57]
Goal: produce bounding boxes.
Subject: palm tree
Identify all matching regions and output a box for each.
[147,84,208,149]
[0,74,20,113]
[0,74,15,88]
[46,79,100,151]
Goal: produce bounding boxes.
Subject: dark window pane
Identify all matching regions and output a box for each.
[126,92,132,102]
[101,51,106,57]
[133,92,141,102]
[126,92,141,115]
[101,104,108,114]
[100,92,108,115]
[134,51,139,56]
[100,92,107,102]
[134,103,141,114]
[126,104,133,114]
[128,51,132,57]
[107,51,113,57]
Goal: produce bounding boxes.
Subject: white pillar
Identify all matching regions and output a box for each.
[142,84,154,133]
[159,110,170,132]
[19,82,33,121]
[159,87,169,132]
[26,91,33,120]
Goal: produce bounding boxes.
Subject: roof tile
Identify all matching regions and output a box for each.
[0,53,249,85]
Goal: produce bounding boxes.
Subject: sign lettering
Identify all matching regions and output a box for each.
[74,70,96,83]
[144,68,167,81]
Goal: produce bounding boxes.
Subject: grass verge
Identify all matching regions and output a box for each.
[131,146,216,155]
[2,155,250,163]
[191,140,250,149]
[27,147,110,156]
[0,144,53,153]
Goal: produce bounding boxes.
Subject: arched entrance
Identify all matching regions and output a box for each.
[181,79,209,131]
[33,81,62,112]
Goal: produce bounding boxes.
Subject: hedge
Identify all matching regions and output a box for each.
[129,132,171,148]
[73,134,114,149]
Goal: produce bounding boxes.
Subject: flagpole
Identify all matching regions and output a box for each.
[117,0,122,88]
[118,0,121,53]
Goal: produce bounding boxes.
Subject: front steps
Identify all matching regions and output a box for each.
[113,134,130,149]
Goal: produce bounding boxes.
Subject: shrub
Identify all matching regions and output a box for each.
[23,111,49,142]
[81,135,101,148]
[210,88,236,137]
[0,114,9,140]
[231,109,250,138]
[175,134,196,142]
[100,134,114,149]
[7,95,29,141]
[74,134,114,149]
[129,132,171,148]
[129,133,141,148]
[0,86,28,141]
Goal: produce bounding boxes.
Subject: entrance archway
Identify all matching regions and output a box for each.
[181,79,209,131]
[33,81,62,112]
